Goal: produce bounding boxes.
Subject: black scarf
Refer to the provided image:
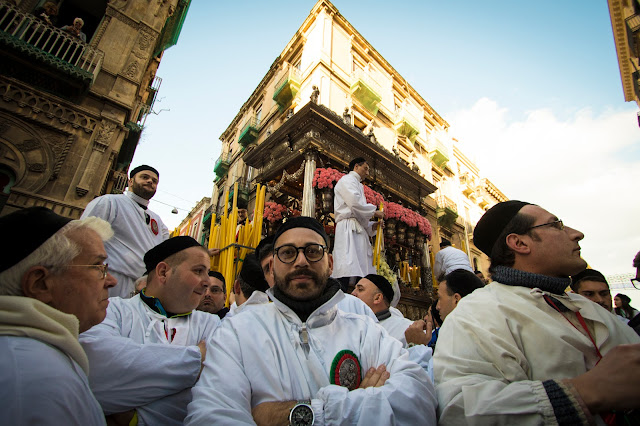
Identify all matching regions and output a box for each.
[491,265,571,295]
[273,278,340,322]
[375,309,391,321]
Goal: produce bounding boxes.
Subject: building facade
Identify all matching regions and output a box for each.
[0,0,191,217]
[210,0,507,317]
[608,0,640,114]
[174,196,211,244]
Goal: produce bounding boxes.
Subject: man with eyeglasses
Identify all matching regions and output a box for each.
[186,216,437,425]
[434,201,640,425]
[80,236,220,425]
[196,271,228,318]
[82,164,169,299]
[0,207,116,425]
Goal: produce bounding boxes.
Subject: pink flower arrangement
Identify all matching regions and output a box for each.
[415,214,432,238]
[263,201,287,223]
[312,168,345,189]
[364,185,384,206]
[383,201,432,238]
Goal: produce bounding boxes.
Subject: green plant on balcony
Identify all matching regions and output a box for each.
[350,70,382,114]
[213,153,232,178]
[238,117,259,149]
[273,66,301,110]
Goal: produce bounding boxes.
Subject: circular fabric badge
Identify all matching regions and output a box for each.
[150,218,159,235]
[330,349,361,391]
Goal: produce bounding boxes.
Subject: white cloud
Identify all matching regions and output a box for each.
[449,98,640,275]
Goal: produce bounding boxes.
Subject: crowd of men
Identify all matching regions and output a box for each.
[1,161,639,425]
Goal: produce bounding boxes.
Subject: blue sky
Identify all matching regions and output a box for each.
[132,0,640,276]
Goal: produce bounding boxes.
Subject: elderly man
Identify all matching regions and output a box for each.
[0,207,116,425]
[331,157,384,291]
[186,217,436,425]
[82,165,169,298]
[434,200,640,425]
[197,271,228,318]
[80,236,220,425]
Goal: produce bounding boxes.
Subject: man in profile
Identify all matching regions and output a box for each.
[0,207,116,425]
[80,236,220,425]
[82,165,169,298]
[331,157,384,292]
[187,217,436,425]
[434,200,640,424]
[436,269,484,321]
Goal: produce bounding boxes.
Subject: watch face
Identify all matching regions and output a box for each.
[291,404,314,426]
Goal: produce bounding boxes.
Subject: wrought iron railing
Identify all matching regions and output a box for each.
[0,2,103,81]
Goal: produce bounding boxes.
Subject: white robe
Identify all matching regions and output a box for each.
[185,289,437,425]
[0,296,105,426]
[81,191,169,298]
[433,245,473,280]
[331,171,377,279]
[434,281,640,425]
[336,293,378,322]
[79,295,220,425]
[227,290,270,318]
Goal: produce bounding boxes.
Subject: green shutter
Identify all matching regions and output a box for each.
[153,0,192,57]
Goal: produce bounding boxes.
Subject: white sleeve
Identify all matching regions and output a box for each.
[81,196,115,222]
[79,307,202,414]
[185,324,254,425]
[434,311,557,425]
[433,252,443,281]
[407,344,434,383]
[312,324,437,426]
[335,178,376,223]
[136,389,192,426]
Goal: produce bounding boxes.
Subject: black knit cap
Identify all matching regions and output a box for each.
[363,274,394,305]
[255,235,275,261]
[239,254,269,292]
[130,164,159,179]
[144,236,202,274]
[0,207,72,273]
[473,200,531,257]
[273,216,330,247]
[572,269,608,285]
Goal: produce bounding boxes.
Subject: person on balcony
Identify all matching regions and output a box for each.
[331,157,384,292]
[61,17,86,42]
[33,2,58,26]
[81,165,169,298]
[433,238,473,281]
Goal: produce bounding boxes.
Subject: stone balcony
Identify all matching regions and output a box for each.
[350,69,382,114]
[273,64,300,110]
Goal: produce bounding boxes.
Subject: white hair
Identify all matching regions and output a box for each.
[0,216,113,296]
[73,17,84,27]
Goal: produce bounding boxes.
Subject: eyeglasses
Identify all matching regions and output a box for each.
[631,278,640,290]
[526,219,564,232]
[274,244,327,264]
[66,263,109,279]
[207,287,224,294]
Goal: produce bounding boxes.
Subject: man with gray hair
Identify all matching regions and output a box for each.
[0,207,116,425]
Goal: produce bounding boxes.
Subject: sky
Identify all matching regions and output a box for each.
[131,0,640,278]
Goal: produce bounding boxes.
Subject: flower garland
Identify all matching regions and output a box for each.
[311,167,432,238]
[263,201,287,223]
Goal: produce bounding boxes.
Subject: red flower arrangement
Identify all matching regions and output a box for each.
[364,185,384,206]
[383,201,432,238]
[263,201,288,223]
[312,168,345,189]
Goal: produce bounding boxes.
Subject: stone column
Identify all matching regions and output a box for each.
[301,150,317,217]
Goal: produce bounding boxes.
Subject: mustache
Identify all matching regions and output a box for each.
[285,268,320,282]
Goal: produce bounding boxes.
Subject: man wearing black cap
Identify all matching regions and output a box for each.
[227,254,270,318]
[433,238,473,282]
[81,164,169,299]
[80,236,220,425]
[0,207,116,425]
[434,201,640,424]
[186,216,436,425]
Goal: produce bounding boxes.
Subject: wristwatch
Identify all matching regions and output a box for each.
[289,400,314,426]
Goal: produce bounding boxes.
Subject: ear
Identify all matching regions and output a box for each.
[505,233,531,255]
[155,261,171,283]
[21,266,54,304]
[128,177,134,187]
[327,252,333,274]
[233,280,241,296]
[453,293,462,306]
[373,292,384,306]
